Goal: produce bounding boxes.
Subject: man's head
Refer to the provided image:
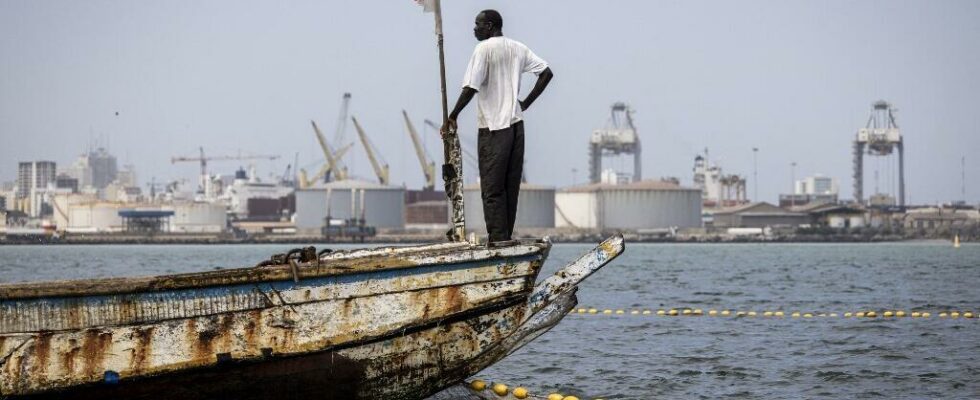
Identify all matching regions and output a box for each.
[474,9,503,41]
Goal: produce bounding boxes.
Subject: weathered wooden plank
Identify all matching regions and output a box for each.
[0,241,547,299]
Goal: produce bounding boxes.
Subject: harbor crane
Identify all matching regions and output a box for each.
[171,147,279,195]
[298,141,354,188]
[311,120,349,181]
[403,110,437,190]
[351,116,390,185]
[852,100,905,207]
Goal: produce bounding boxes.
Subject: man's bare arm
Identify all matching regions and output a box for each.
[444,87,478,134]
[519,67,553,111]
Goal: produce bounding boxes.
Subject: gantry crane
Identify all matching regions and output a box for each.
[311,120,349,181]
[351,116,390,185]
[171,147,279,195]
[403,110,437,190]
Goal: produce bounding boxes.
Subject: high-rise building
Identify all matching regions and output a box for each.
[16,161,56,198]
[66,148,118,190]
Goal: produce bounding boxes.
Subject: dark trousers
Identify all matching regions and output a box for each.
[478,121,524,242]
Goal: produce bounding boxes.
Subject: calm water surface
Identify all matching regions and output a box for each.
[2,242,978,399]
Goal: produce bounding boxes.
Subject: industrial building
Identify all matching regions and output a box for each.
[463,183,556,233]
[711,202,809,228]
[779,174,839,208]
[294,180,405,233]
[555,180,702,230]
[693,150,747,208]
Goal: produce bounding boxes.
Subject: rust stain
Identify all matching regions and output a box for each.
[243,310,261,351]
[217,313,235,351]
[80,329,112,378]
[129,327,154,372]
[33,332,52,377]
[444,286,463,313]
[189,317,218,363]
[62,338,80,375]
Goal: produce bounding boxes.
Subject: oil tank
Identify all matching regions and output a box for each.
[168,202,227,233]
[555,180,702,230]
[463,183,555,234]
[294,180,405,232]
[67,202,124,232]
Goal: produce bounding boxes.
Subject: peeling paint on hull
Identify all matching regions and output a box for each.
[0,235,625,400]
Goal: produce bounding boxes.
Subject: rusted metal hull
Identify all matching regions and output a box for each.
[1,236,625,400]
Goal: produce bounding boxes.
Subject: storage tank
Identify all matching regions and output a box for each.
[67,202,124,232]
[168,202,227,233]
[555,180,702,230]
[294,180,405,232]
[463,183,555,233]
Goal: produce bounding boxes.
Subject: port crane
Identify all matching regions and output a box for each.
[351,116,390,185]
[402,110,437,190]
[298,141,354,188]
[311,120,350,182]
[171,147,279,194]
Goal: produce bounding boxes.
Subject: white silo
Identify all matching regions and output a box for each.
[294,180,405,233]
[555,180,702,230]
[463,183,556,234]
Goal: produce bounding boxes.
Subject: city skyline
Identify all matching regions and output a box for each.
[2,0,978,204]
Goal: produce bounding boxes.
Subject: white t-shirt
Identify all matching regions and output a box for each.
[461,36,549,131]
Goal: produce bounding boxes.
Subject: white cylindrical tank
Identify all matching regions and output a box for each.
[67,202,124,232]
[555,180,702,230]
[294,180,405,231]
[463,183,556,233]
[849,215,866,228]
[168,202,227,233]
[828,215,847,228]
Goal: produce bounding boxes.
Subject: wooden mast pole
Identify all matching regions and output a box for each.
[433,0,467,242]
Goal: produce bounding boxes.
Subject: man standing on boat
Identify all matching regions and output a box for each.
[444,9,554,244]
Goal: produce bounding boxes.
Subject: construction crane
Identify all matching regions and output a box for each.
[171,147,279,195]
[298,142,354,188]
[311,120,349,181]
[403,110,437,190]
[351,116,390,185]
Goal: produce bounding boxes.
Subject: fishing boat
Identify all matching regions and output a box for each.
[0,236,623,399]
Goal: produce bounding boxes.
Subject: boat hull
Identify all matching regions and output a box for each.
[0,241,551,398]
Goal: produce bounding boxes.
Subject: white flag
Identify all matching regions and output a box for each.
[415,0,435,13]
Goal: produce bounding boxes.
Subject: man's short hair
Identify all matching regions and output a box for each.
[480,9,503,29]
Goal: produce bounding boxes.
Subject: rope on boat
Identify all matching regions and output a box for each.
[568,307,977,319]
[464,379,602,400]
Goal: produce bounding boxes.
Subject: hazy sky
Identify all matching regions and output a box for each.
[2,0,978,204]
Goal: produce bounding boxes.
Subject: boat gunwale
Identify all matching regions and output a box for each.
[0,240,551,301]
